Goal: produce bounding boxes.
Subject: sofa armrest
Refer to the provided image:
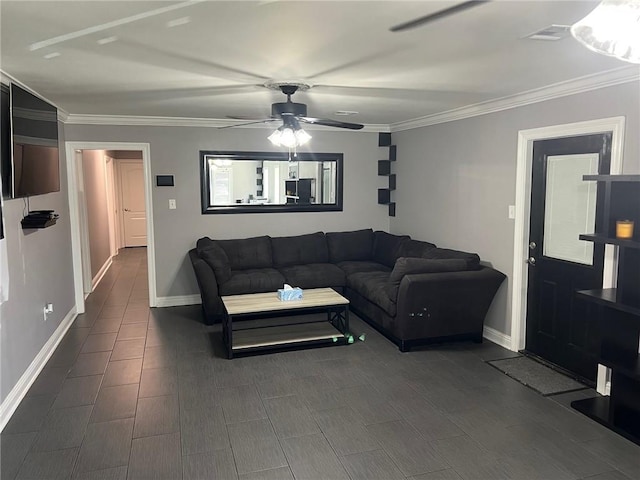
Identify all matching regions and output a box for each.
[394,266,506,340]
[188,248,224,325]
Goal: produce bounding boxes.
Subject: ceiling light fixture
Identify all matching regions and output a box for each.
[571,0,640,64]
[267,116,311,150]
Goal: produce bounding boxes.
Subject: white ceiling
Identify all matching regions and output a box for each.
[1,0,638,127]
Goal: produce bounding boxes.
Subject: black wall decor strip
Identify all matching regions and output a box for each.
[378,132,392,147]
[377,133,396,217]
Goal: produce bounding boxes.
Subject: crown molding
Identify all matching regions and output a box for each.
[57,66,639,133]
[390,66,640,132]
[63,113,389,133]
[57,109,69,123]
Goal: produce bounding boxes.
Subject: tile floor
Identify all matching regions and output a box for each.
[2,247,639,479]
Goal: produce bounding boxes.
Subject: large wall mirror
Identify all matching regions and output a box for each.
[200,151,343,214]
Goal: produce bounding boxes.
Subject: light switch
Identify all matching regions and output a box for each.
[508,205,516,219]
[169,199,177,210]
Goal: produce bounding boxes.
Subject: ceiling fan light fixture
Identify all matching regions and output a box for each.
[295,128,312,146]
[571,0,640,63]
[267,125,311,148]
[267,128,284,146]
[279,127,297,148]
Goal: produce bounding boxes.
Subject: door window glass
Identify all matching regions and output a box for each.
[543,153,598,265]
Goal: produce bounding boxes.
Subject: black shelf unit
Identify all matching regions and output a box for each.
[21,217,57,229]
[285,178,315,204]
[21,212,59,229]
[572,174,640,447]
[579,234,640,249]
[377,133,396,217]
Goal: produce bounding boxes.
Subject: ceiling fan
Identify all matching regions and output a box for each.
[390,0,488,32]
[219,83,364,132]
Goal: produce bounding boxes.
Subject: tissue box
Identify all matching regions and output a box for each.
[277,288,303,301]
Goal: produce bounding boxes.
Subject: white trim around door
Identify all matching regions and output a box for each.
[511,116,625,353]
[511,117,625,394]
[65,142,157,312]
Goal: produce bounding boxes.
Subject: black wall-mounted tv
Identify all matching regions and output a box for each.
[0,83,11,199]
[0,83,60,198]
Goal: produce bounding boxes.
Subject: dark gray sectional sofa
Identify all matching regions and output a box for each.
[189,229,505,351]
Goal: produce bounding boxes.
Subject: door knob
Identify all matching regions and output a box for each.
[124,208,131,212]
[529,241,537,250]
[527,257,536,266]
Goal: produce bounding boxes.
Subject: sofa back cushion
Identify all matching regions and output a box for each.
[216,235,273,270]
[372,231,410,268]
[396,239,437,258]
[271,232,329,267]
[326,229,374,263]
[385,257,469,300]
[196,237,232,283]
[422,248,481,270]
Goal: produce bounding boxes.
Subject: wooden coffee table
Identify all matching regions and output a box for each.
[221,287,350,359]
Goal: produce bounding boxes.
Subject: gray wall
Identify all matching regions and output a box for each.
[0,123,75,404]
[82,150,111,280]
[63,125,389,299]
[391,81,640,337]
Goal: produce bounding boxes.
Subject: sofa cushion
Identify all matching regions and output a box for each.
[217,236,273,270]
[372,231,410,268]
[278,263,346,289]
[218,268,285,296]
[337,261,391,277]
[326,229,374,263]
[385,257,469,300]
[348,271,396,317]
[397,239,437,258]
[271,232,329,267]
[422,248,481,270]
[196,237,232,283]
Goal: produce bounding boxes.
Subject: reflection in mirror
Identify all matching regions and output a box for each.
[200,151,343,214]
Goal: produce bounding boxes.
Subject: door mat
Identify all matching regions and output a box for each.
[487,355,589,396]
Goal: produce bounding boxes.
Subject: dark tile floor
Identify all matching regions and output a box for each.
[2,247,640,479]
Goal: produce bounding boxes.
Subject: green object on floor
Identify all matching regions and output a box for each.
[343,332,365,344]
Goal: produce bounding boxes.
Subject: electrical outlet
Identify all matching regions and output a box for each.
[169,199,177,209]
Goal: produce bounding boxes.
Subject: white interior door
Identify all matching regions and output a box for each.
[119,160,147,247]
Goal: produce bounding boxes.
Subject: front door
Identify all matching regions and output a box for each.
[119,160,147,247]
[525,133,611,382]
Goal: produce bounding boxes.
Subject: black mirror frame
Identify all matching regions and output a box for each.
[200,150,344,214]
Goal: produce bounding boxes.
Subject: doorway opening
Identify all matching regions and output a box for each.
[65,142,155,313]
[511,117,625,392]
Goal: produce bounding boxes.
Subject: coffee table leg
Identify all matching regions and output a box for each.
[343,306,350,334]
[226,313,233,359]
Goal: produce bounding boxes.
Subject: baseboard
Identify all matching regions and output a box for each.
[155,294,201,308]
[91,256,113,290]
[0,306,77,432]
[483,325,512,350]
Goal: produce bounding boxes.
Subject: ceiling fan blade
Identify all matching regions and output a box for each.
[218,118,277,129]
[390,1,488,32]
[299,117,364,130]
[226,115,272,120]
